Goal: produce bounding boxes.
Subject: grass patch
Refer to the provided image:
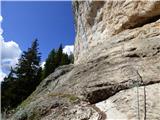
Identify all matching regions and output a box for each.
[48,92,79,102]
[17,95,34,110]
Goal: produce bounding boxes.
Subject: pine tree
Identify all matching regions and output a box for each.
[55,44,63,67]
[43,49,56,78]
[15,39,41,94]
[61,53,70,65]
[68,53,74,64]
[1,68,16,111]
[43,44,72,79]
[1,39,42,111]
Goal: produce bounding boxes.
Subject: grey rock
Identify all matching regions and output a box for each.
[96,83,160,120]
[7,1,160,120]
[73,1,160,64]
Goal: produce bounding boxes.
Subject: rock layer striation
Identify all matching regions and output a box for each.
[8,1,160,120]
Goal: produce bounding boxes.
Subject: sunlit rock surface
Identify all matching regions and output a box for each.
[7,1,160,120]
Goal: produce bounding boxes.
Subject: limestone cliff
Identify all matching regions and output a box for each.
[7,1,160,120]
[73,1,160,64]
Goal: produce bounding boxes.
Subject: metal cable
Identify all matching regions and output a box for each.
[137,82,140,120]
[144,85,146,120]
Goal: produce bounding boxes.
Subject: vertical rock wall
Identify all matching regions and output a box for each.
[73,1,160,64]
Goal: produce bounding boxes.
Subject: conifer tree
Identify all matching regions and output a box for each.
[43,49,56,78]
[1,68,16,111]
[42,44,72,79]
[68,53,74,64]
[55,44,63,67]
[1,39,42,111]
[61,53,70,65]
[15,39,41,94]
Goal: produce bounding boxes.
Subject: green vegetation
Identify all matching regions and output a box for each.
[42,44,73,79]
[48,92,79,102]
[1,39,42,111]
[1,40,74,112]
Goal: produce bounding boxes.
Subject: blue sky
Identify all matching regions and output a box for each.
[0,1,75,80]
[2,1,75,61]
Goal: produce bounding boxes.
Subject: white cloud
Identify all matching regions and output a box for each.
[0,15,5,81]
[40,61,45,69]
[1,40,22,60]
[0,16,22,81]
[63,45,74,56]
[0,16,2,22]
[0,40,22,81]
[0,70,7,81]
[0,27,3,35]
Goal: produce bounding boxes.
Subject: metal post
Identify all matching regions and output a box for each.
[137,82,140,120]
[144,85,146,120]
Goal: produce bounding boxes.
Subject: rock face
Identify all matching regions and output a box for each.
[96,84,160,120]
[8,1,160,120]
[73,1,160,64]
